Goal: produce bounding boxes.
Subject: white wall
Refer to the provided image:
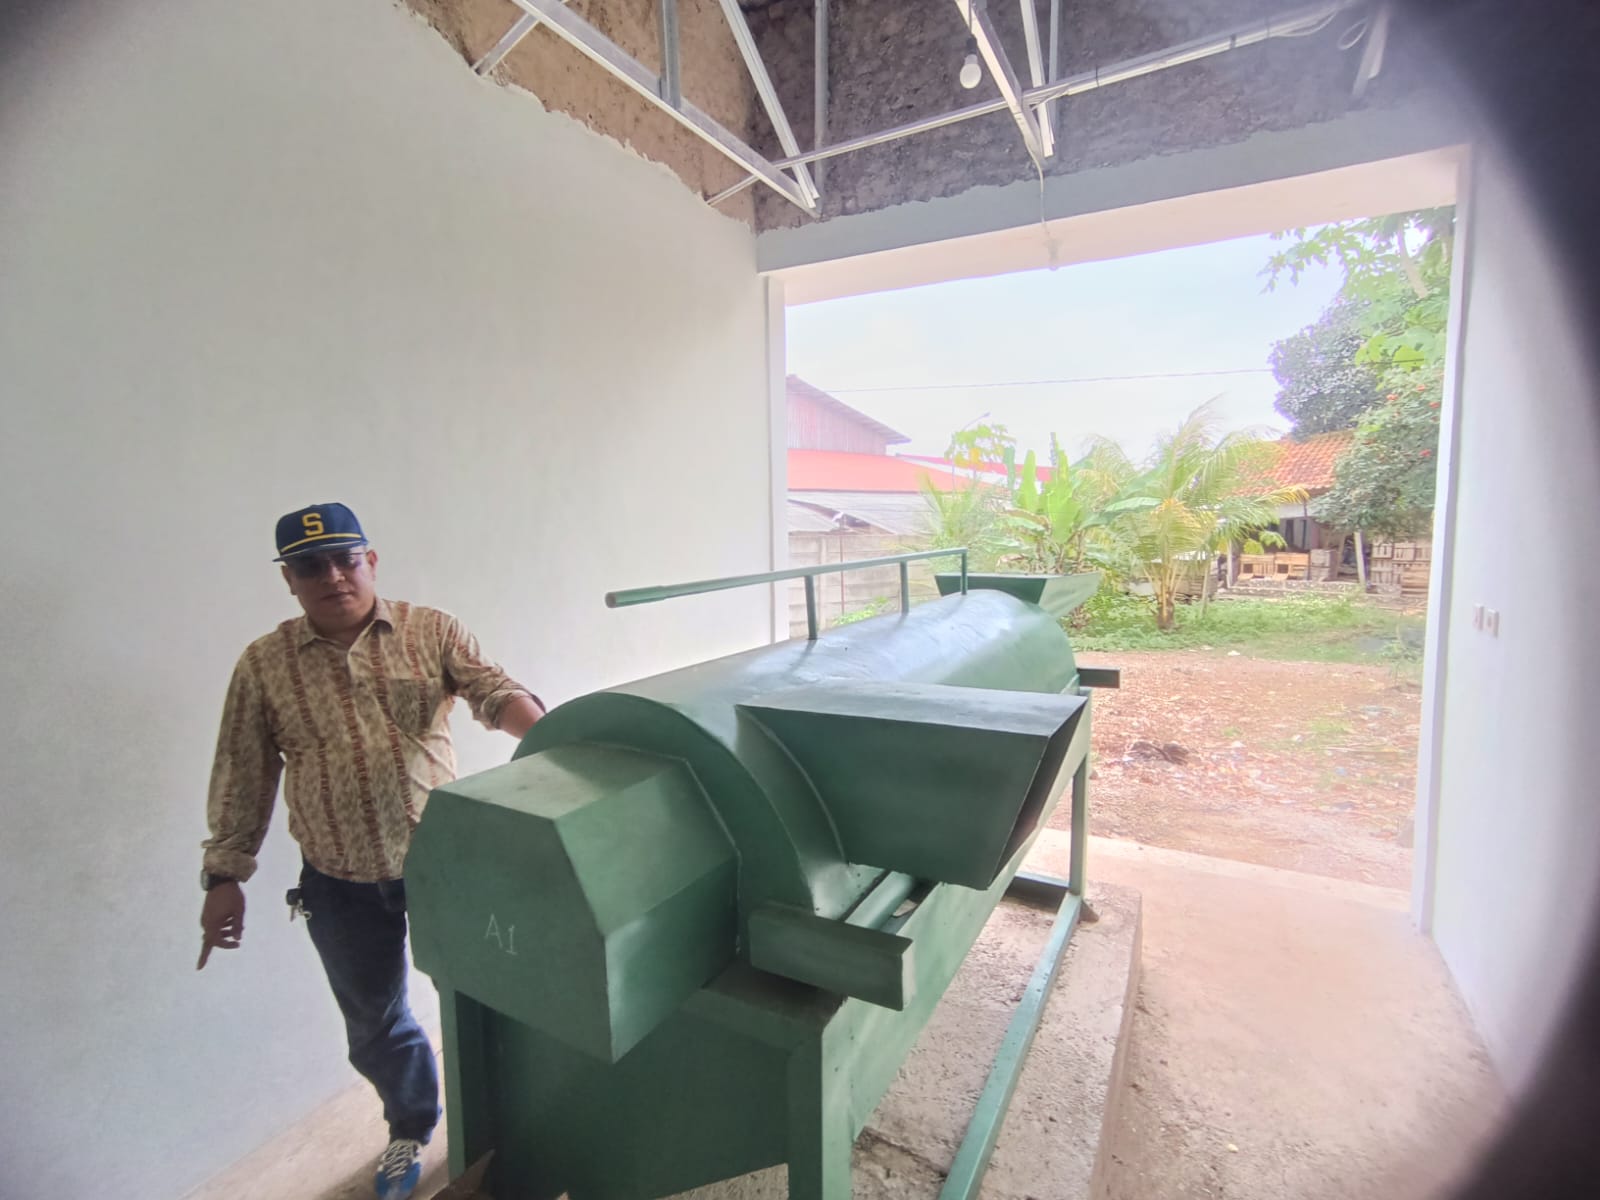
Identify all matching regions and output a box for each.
[0,1,772,1195]
[1423,147,1600,1089]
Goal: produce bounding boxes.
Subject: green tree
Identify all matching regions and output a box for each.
[1268,295,1385,437]
[1263,208,1454,540]
[1314,366,1443,539]
[1262,208,1455,368]
[1099,405,1305,630]
[945,422,1016,473]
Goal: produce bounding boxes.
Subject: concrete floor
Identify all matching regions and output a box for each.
[185,832,1502,1200]
[1071,835,1504,1200]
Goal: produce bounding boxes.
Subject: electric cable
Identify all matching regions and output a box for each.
[823,368,1276,394]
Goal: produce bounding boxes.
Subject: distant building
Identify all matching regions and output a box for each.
[1266,429,1357,553]
[783,376,960,634]
[786,375,953,541]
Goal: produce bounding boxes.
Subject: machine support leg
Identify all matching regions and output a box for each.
[1068,755,1088,897]
[440,990,495,1182]
[786,1045,853,1200]
[936,885,1083,1200]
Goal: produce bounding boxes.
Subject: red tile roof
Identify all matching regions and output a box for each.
[788,450,962,493]
[1266,429,1356,491]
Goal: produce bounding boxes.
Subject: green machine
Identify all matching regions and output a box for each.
[407,552,1118,1200]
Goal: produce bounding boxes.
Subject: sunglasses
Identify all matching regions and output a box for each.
[284,549,368,579]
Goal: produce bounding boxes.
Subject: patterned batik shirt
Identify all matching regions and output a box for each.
[203,599,536,883]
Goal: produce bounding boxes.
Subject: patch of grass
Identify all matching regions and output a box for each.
[1265,714,1356,753]
[830,596,896,628]
[1071,587,1426,666]
[1307,715,1352,743]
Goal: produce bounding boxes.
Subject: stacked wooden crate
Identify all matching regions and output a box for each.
[1237,552,1312,581]
[1370,540,1433,594]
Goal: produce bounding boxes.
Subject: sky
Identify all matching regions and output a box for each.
[786,232,1347,464]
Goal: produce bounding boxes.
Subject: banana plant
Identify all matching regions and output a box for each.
[998,439,1152,574]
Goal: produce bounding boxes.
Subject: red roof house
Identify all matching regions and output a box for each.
[1267,429,1356,492]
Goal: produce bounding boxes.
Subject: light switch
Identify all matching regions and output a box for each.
[1472,604,1484,630]
[1486,609,1500,637]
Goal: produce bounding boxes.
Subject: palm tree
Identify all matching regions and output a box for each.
[1105,404,1306,630]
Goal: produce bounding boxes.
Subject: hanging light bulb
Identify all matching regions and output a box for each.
[959,36,982,89]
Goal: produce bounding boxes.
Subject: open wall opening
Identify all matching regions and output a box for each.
[770,147,1523,1194]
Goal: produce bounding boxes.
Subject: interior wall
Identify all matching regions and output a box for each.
[0,1,770,1196]
[1426,146,1600,1089]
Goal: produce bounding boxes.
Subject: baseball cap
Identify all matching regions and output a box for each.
[273,502,369,561]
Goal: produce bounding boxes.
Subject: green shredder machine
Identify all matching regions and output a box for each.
[406,557,1119,1200]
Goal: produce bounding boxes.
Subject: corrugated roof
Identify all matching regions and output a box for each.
[787,501,842,533]
[787,376,909,446]
[788,449,961,493]
[1268,429,1357,491]
[789,491,936,537]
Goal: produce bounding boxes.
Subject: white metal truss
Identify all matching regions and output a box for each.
[1047,0,1062,133]
[659,0,682,108]
[814,0,830,193]
[1017,0,1056,156]
[717,0,821,205]
[501,0,817,212]
[472,12,540,76]
[708,0,1357,207]
[954,0,1048,162]
[474,0,1365,216]
[1351,2,1391,99]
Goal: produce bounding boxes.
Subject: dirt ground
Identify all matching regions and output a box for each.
[1052,650,1421,890]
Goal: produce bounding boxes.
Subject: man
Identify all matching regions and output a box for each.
[198,502,544,1200]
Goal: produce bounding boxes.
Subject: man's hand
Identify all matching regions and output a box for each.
[197,881,245,969]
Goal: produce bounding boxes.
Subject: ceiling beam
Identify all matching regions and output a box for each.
[717,0,821,205]
[814,0,830,193]
[1352,3,1391,100]
[659,0,682,108]
[472,12,540,77]
[1017,0,1056,156]
[506,0,814,211]
[711,0,1354,208]
[953,0,1048,163]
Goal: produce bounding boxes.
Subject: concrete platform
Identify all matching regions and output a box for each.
[183,862,1144,1200]
[1082,834,1503,1200]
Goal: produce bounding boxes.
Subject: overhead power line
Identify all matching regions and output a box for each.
[824,368,1275,394]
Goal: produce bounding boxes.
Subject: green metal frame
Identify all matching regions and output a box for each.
[606,548,970,640]
[416,563,1119,1200]
[939,870,1081,1200]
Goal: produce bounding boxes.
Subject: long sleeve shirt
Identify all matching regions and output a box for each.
[204,599,536,883]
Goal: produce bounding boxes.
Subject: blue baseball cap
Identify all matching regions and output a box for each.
[273,502,369,561]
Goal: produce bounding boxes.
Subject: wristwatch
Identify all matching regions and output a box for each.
[201,870,235,891]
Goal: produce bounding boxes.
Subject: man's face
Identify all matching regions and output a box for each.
[281,547,379,633]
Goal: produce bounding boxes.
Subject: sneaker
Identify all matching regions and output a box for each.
[374,1137,423,1200]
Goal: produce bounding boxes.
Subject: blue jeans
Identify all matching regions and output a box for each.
[299,862,440,1143]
